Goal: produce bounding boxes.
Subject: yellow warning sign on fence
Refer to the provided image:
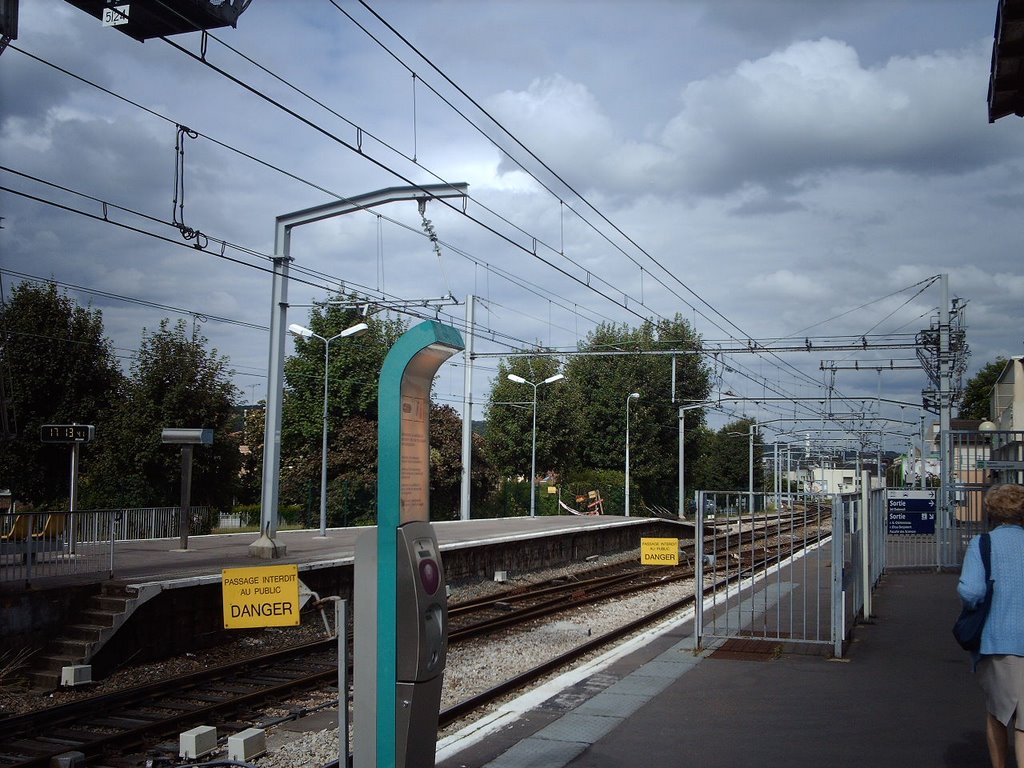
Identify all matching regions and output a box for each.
[640,537,679,566]
[222,564,300,629]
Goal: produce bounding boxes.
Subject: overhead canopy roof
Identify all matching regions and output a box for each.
[989,0,1024,122]
[64,0,248,42]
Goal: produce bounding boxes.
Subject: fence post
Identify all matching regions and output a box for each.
[693,491,704,653]
[831,497,844,659]
[109,510,116,578]
[860,471,871,619]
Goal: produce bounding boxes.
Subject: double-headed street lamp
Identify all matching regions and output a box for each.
[625,392,640,517]
[677,392,738,518]
[507,372,565,517]
[288,321,368,537]
[727,420,758,515]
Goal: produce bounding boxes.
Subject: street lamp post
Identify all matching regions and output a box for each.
[726,420,756,515]
[678,402,708,519]
[288,321,368,537]
[507,372,565,517]
[625,392,640,517]
[677,392,738,519]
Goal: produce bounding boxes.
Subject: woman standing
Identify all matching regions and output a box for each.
[958,483,1024,768]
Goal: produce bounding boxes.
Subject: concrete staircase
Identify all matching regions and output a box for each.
[28,581,159,689]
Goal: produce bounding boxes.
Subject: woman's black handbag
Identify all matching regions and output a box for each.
[953,533,993,652]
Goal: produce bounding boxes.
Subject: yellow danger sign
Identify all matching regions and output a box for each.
[641,537,679,566]
[222,564,300,629]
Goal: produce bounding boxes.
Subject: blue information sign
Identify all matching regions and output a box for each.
[887,490,937,535]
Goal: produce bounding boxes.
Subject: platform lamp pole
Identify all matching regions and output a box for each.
[507,373,565,517]
[288,322,368,537]
[625,392,640,517]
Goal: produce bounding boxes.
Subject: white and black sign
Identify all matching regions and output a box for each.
[887,489,936,535]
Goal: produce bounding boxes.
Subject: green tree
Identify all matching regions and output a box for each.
[0,281,123,507]
[283,301,407,449]
[429,403,497,521]
[565,315,711,510]
[84,319,241,510]
[484,353,581,490]
[324,415,378,525]
[278,297,408,521]
[693,418,764,496]
[274,302,488,526]
[236,404,265,505]
[959,358,1007,420]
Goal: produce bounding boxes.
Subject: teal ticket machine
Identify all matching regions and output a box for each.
[354,321,463,768]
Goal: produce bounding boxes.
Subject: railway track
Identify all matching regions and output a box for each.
[441,508,828,725]
[0,640,339,767]
[1,511,826,766]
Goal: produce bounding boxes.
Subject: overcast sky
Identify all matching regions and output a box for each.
[2,0,1021,449]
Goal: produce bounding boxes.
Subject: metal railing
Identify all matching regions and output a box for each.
[0,506,215,584]
[1,510,114,583]
[115,506,214,540]
[694,491,837,654]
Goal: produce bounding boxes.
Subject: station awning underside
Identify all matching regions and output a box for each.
[989,0,1024,122]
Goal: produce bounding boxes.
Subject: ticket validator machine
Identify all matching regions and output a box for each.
[354,321,464,768]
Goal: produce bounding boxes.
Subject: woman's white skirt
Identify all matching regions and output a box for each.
[978,655,1024,727]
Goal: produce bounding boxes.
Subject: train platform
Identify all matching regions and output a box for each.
[436,568,990,768]
[2,514,677,592]
[5,514,693,690]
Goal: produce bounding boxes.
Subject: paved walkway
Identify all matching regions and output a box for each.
[437,570,993,768]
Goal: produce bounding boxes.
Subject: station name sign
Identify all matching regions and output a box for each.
[222,564,300,629]
[640,537,679,566]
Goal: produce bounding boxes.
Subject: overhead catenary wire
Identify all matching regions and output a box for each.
[346,1,834,376]
[5,42,655,368]
[145,6,806,380]
[0,268,270,332]
[322,2,910,422]
[3,168,566,360]
[6,42,652,357]
[6,16,937,434]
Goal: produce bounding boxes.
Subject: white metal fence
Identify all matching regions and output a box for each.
[115,506,215,540]
[834,482,883,656]
[883,429,1024,570]
[694,491,840,655]
[690,447,1024,660]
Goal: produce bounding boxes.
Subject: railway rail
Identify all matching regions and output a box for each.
[0,641,338,767]
[1,509,827,766]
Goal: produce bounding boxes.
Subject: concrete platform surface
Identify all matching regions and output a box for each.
[437,570,993,768]
[1,515,674,592]
[120,515,664,583]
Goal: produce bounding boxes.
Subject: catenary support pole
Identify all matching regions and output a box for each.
[460,295,474,521]
[938,273,951,568]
